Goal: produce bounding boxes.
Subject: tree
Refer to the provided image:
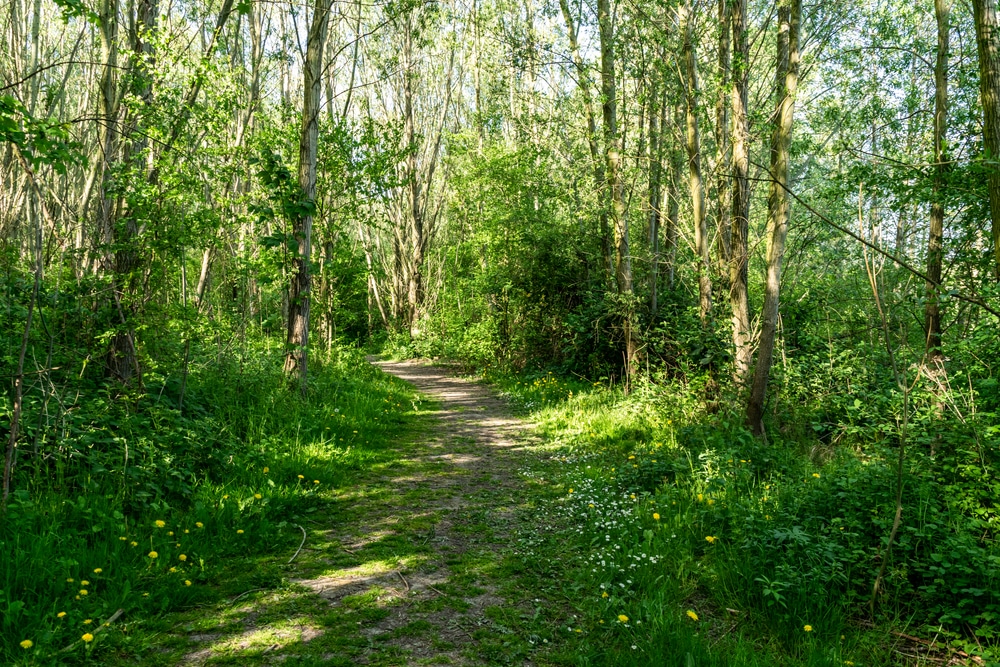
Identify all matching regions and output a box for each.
[746,0,800,436]
[284,0,334,392]
[972,0,1000,281]
[926,0,950,359]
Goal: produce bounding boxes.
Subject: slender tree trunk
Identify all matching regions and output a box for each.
[715,0,732,275]
[926,0,950,359]
[649,83,664,316]
[284,0,333,393]
[747,0,800,436]
[681,1,713,324]
[730,0,752,382]
[972,0,1000,281]
[559,0,613,283]
[598,0,636,374]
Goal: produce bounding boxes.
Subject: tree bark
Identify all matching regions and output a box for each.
[681,1,713,324]
[730,0,752,382]
[973,0,1000,281]
[926,0,950,359]
[747,0,800,436]
[559,0,613,283]
[284,0,333,394]
[715,0,732,275]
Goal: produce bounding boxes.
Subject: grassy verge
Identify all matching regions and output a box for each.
[480,368,1000,666]
[4,346,419,665]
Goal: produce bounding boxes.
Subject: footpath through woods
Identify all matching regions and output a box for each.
[158,360,581,666]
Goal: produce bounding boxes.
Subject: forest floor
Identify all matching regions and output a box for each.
[138,359,583,666]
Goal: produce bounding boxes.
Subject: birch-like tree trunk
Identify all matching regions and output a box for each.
[972,0,1000,281]
[284,0,333,393]
[747,0,800,436]
[925,0,949,359]
[730,0,752,382]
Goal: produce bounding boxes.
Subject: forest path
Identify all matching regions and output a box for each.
[173,359,573,667]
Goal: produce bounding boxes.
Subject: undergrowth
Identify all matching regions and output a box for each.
[488,368,1000,666]
[2,344,417,665]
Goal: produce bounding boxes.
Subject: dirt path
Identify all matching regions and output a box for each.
[175,359,568,667]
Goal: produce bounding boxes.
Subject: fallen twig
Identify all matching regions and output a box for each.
[229,588,266,604]
[395,570,410,593]
[288,524,307,563]
[59,608,124,652]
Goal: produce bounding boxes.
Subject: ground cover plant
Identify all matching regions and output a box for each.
[485,370,1000,666]
[3,345,418,665]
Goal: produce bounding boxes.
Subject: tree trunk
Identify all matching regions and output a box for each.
[730,0,752,382]
[649,84,664,316]
[681,1,713,324]
[747,0,800,436]
[926,0,950,359]
[284,0,333,393]
[559,0,613,284]
[973,0,1000,281]
[715,0,732,276]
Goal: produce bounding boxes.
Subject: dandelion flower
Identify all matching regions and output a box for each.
[653,513,660,521]
[155,520,165,528]
[589,503,595,508]
[184,530,189,534]
[314,480,319,484]
[81,580,89,586]
[812,473,820,478]
[93,568,102,574]
[697,493,704,502]
[254,493,262,500]
[148,551,158,559]
[57,612,66,618]
[705,536,717,543]
[618,614,629,623]
[184,580,192,586]
[237,529,244,534]
[804,625,813,632]
[119,536,127,541]
[168,531,174,536]
[130,541,138,547]
[169,567,177,573]
[686,610,699,621]
[66,578,74,583]
[20,640,33,649]
[298,475,305,479]
[223,494,229,499]
[568,488,573,494]
[602,591,609,598]
[82,633,94,643]
[179,554,187,561]
[83,619,92,625]
[79,589,88,596]
[263,467,269,473]
[196,522,203,528]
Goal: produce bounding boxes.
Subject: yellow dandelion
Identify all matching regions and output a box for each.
[57,611,66,618]
[169,567,177,573]
[237,529,244,534]
[79,589,88,596]
[20,639,33,649]
[81,580,89,586]
[705,536,717,543]
[630,494,636,500]
[82,633,94,643]
[263,467,269,473]
[804,625,813,632]
[568,488,573,494]
[618,614,629,623]
[812,473,820,478]
[119,536,127,541]
[254,493,262,500]
[653,513,661,521]
[66,578,74,583]
[168,531,174,536]
[179,554,187,561]
[93,568,102,574]
[130,541,138,547]
[697,493,704,502]
[628,455,635,460]
[222,494,229,499]
[602,591,609,598]
[155,520,165,528]
[148,551,158,559]
[83,619,92,625]
[314,480,319,484]
[185,580,192,586]
[184,529,189,534]
[196,522,203,528]
[686,610,699,621]
[298,475,305,479]
[589,503,595,508]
